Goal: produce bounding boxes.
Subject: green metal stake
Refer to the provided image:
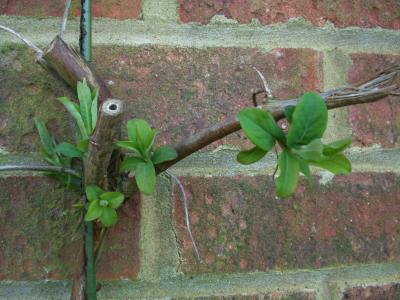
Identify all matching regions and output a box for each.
[80,0,92,62]
[80,0,96,299]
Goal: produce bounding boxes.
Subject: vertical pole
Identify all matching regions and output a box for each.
[80,0,96,299]
[80,0,92,62]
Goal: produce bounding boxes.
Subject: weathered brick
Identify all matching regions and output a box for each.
[342,283,400,300]
[0,0,142,19]
[0,175,141,280]
[93,46,322,150]
[173,291,316,300]
[173,173,400,274]
[348,54,400,148]
[179,0,400,29]
[0,45,74,153]
[96,191,141,280]
[0,176,80,280]
[0,45,322,153]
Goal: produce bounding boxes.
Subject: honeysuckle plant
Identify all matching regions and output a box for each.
[116,119,178,195]
[237,92,352,198]
[84,185,124,227]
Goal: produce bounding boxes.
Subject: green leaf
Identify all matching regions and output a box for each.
[323,138,352,156]
[135,120,156,153]
[34,118,55,156]
[152,146,178,165]
[121,156,145,172]
[100,207,118,227]
[58,96,88,139]
[284,105,296,123]
[85,200,102,221]
[127,119,152,142]
[100,192,124,209]
[115,141,142,156]
[311,154,352,175]
[237,147,267,165]
[77,139,89,153]
[86,185,104,202]
[77,79,93,133]
[54,142,84,158]
[91,88,99,132]
[299,159,312,187]
[287,92,328,147]
[135,160,156,195]
[276,150,300,198]
[292,139,324,162]
[238,108,276,151]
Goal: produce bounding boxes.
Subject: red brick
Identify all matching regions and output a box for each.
[173,291,316,300]
[0,45,322,153]
[0,176,80,280]
[93,46,322,150]
[179,0,400,29]
[1,0,142,19]
[96,191,141,280]
[342,283,400,300]
[0,175,141,280]
[173,173,400,274]
[348,54,400,148]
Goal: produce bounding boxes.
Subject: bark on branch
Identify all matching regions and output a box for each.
[40,36,111,100]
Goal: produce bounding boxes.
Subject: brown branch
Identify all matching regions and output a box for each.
[84,99,124,187]
[40,36,112,100]
[157,65,399,173]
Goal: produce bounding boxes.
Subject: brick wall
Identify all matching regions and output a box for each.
[0,0,399,299]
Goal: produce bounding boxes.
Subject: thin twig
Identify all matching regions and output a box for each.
[166,171,202,263]
[0,164,81,177]
[272,146,279,183]
[253,67,272,99]
[60,0,72,39]
[0,25,43,57]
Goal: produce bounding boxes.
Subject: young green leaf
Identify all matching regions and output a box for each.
[135,120,156,154]
[311,154,352,175]
[101,192,124,209]
[237,147,267,165]
[58,96,88,139]
[323,138,352,156]
[276,150,300,198]
[54,142,84,158]
[292,139,324,162]
[77,79,93,134]
[120,156,145,172]
[284,105,296,124]
[100,207,118,227]
[91,88,99,132]
[287,92,328,147]
[298,158,312,187]
[238,108,276,151]
[34,118,55,156]
[135,160,156,195]
[115,141,142,156]
[127,119,138,142]
[152,146,178,165]
[77,139,89,153]
[85,200,102,221]
[86,185,104,202]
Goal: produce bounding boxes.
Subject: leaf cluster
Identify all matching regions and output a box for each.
[84,185,124,227]
[116,119,177,195]
[238,92,352,198]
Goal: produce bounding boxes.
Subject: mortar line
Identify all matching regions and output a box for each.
[0,16,399,54]
[96,262,400,298]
